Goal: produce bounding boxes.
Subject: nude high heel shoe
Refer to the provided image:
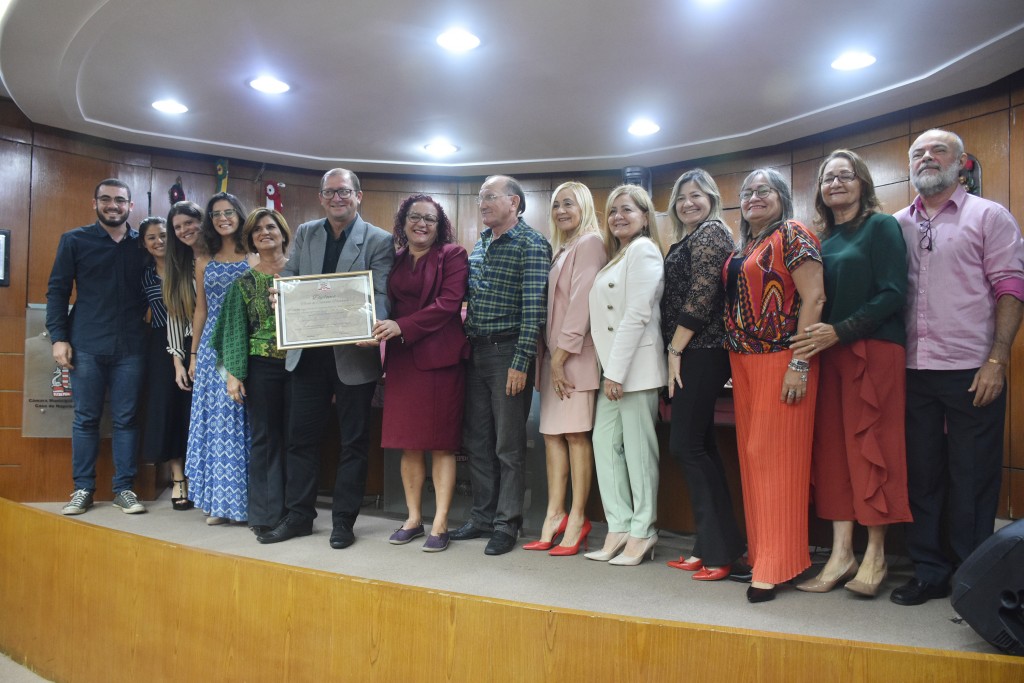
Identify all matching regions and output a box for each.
[608,533,659,566]
[583,532,628,561]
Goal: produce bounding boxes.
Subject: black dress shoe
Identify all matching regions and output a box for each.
[889,578,951,606]
[330,523,355,549]
[449,521,491,541]
[250,525,272,536]
[746,585,776,603]
[728,563,753,583]
[484,530,517,556]
[257,519,312,544]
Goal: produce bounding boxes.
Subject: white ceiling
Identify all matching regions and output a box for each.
[2,0,1024,177]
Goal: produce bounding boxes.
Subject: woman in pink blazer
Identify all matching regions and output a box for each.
[524,182,608,556]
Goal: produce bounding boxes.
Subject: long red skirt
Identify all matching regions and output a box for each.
[730,351,817,585]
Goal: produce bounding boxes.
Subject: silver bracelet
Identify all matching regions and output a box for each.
[788,358,810,372]
[667,343,682,357]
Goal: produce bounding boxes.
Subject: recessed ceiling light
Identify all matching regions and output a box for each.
[436,28,480,53]
[424,139,459,157]
[831,51,876,71]
[628,119,660,136]
[249,76,290,94]
[152,99,188,114]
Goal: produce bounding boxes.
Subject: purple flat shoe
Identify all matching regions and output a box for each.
[389,524,425,545]
[422,533,450,552]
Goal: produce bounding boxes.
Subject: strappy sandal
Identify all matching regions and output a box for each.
[172,479,194,511]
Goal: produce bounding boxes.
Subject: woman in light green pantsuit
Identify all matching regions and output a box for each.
[585,184,666,566]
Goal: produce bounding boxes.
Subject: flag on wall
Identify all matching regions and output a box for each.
[168,176,186,203]
[215,159,229,193]
[265,181,283,211]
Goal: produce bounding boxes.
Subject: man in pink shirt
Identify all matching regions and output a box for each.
[891,129,1024,606]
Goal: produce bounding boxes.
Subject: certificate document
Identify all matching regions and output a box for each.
[275,271,376,349]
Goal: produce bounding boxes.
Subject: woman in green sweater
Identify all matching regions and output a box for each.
[790,149,912,598]
[212,208,292,537]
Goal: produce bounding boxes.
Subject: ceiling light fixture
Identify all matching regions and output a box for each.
[152,99,188,114]
[424,139,459,157]
[436,28,480,53]
[831,51,876,71]
[250,76,290,94]
[628,119,660,137]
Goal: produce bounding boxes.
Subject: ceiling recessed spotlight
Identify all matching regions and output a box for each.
[831,51,876,71]
[152,99,188,114]
[436,28,480,53]
[424,139,459,157]
[628,118,660,137]
[250,76,290,94]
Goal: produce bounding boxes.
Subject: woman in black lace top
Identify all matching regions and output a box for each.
[660,169,745,581]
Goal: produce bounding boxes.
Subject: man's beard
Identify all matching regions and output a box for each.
[96,208,128,228]
[912,162,959,197]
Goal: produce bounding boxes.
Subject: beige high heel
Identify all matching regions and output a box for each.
[795,559,858,593]
[845,563,888,597]
[608,533,659,566]
[583,532,628,561]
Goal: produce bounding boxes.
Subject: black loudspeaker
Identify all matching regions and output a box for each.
[951,519,1024,656]
[623,166,652,197]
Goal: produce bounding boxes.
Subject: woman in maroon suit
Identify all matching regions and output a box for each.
[372,194,469,552]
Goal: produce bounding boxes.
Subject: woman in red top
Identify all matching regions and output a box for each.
[723,168,825,602]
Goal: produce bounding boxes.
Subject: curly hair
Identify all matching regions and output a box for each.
[202,192,247,256]
[391,194,454,250]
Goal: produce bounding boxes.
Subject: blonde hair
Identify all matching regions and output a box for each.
[602,184,664,259]
[548,181,600,254]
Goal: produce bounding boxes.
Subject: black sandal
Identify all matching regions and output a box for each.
[172,479,194,511]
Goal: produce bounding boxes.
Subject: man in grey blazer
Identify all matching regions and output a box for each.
[258,168,394,549]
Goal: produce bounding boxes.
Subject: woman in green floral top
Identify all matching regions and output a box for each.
[212,208,291,536]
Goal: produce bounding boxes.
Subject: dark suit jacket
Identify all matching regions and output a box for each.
[388,243,470,371]
[282,215,395,384]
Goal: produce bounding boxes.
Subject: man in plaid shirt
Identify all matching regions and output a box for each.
[449,175,551,555]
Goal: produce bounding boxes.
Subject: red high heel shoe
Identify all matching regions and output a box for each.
[549,519,592,556]
[667,557,703,571]
[522,515,569,551]
[692,565,731,581]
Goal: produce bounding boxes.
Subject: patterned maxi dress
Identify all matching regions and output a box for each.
[186,259,251,520]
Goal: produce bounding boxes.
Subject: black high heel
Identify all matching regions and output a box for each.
[172,479,194,511]
[746,585,776,603]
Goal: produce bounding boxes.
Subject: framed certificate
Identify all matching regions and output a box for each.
[275,271,376,349]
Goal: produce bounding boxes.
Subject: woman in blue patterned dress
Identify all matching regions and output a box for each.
[186,192,256,525]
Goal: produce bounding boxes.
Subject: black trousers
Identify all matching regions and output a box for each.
[904,368,1005,584]
[669,347,744,565]
[246,356,289,527]
[284,347,376,528]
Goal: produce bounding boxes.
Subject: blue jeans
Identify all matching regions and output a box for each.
[69,350,145,493]
[461,339,533,535]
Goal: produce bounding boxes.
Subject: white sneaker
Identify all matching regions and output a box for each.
[112,490,146,514]
[62,489,94,515]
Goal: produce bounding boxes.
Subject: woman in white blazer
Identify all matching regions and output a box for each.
[585,184,666,566]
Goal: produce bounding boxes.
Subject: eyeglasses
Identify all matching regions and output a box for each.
[919,219,934,251]
[96,195,130,206]
[476,193,513,205]
[320,188,356,199]
[407,213,438,225]
[210,209,237,220]
[739,186,775,202]
[820,171,857,186]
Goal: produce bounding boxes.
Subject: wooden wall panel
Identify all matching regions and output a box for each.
[910,84,1009,134]
[2,499,1021,683]
[0,315,26,354]
[0,139,32,318]
[27,147,151,303]
[0,98,33,145]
